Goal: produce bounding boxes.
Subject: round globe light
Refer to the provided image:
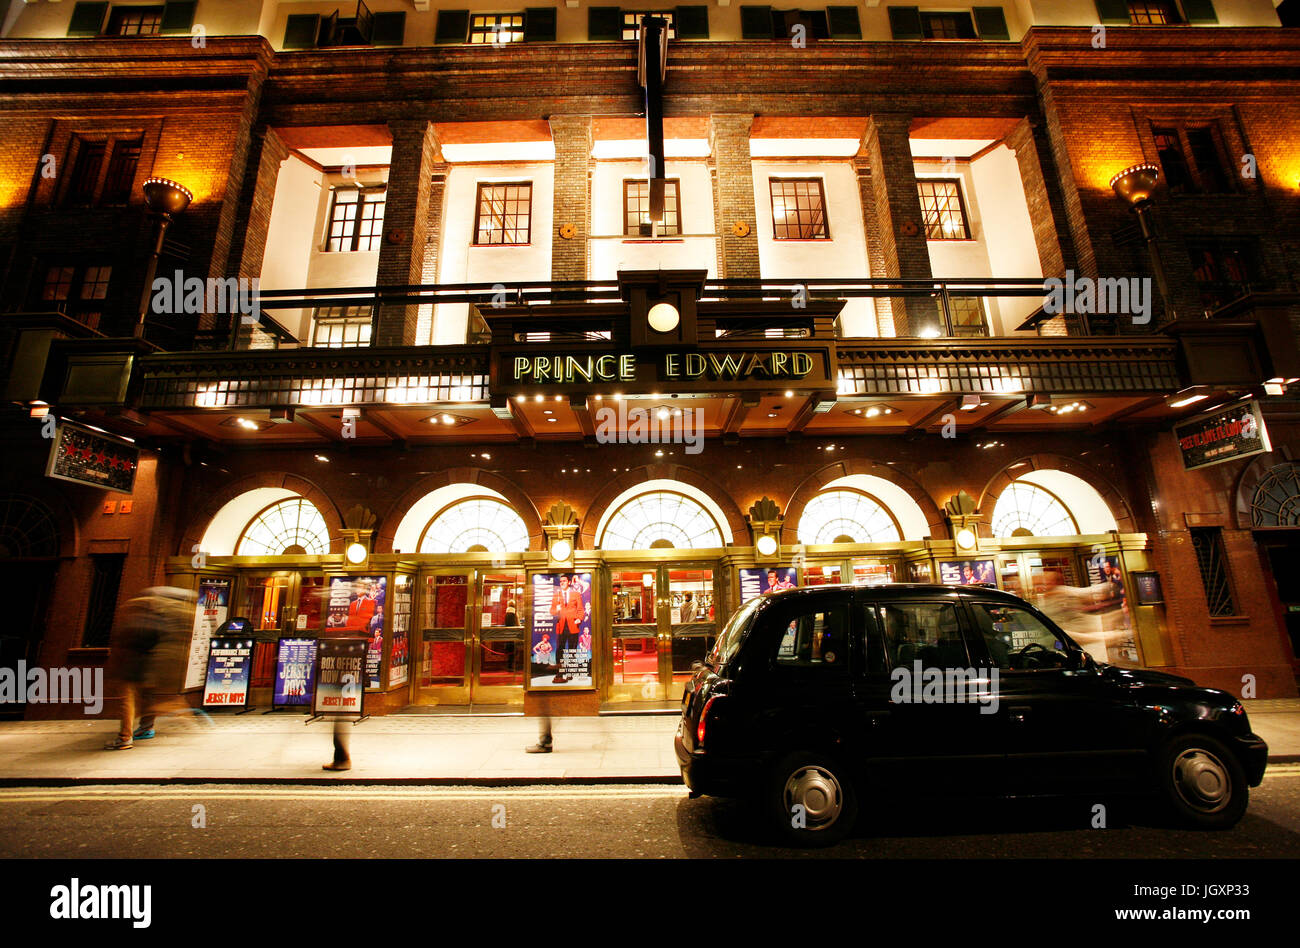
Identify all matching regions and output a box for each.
[955,528,977,551]
[551,539,573,561]
[345,542,368,564]
[647,302,680,334]
[756,534,778,557]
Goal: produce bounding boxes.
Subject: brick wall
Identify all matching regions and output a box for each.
[375,120,438,347]
[709,114,759,279]
[549,114,592,282]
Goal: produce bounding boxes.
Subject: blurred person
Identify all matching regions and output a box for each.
[105,586,204,750]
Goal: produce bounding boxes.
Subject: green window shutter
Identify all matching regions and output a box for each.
[972,6,1009,39]
[524,7,557,41]
[159,1,197,34]
[283,13,320,49]
[740,5,773,38]
[827,6,862,38]
[588,7,622,40]
[371,10,405,45]
[886,5,923,39]
[1094,0,1131,23]
[675,5,710,38]
[435,9,469,43]
[67,1,108,36]
[1181,0,1218,23]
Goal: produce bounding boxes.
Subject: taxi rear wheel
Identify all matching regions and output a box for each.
[764,751,858,847]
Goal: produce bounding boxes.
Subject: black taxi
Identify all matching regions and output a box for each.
[675,584,1268,846]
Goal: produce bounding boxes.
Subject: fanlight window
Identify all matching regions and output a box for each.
[418,498,529,553]
[798,490,902,545]
[991,482,1078,538]
[236,499,331,555]
[599,492,724,550]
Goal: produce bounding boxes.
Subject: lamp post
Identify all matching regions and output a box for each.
[134,177,192,339]
[1109,163,1176,323]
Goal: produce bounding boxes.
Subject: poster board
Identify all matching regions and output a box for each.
[201,628,254,710]
[312,637,367,715]
[273,637,318,709]
[529,572,593,689]
[184,577,231,691]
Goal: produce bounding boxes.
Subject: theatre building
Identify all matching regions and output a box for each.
[1,0,1299,721]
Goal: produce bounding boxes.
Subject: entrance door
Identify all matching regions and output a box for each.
[609,564,718,703]
[414,569,525,709]
[1263,541,1300,675]
[0,562,57,719]
[240,572,327,688]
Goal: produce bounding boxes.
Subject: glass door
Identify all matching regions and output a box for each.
[414,569,526,709]
[666,566,716,700]
[240,571,325,691]
[611,570,660,701]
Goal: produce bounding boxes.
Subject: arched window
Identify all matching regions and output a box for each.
[991,482,1078,538]
[236,499,331,555]
[797,489,901,544]
[599,491,725,550]
[418,498,529,553]
[0,495,60,558]
[1251,463,1300,527]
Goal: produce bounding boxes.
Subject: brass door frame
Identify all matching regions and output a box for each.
[471,568,527,708]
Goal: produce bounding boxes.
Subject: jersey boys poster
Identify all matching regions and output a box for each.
[326,576,386,688]
[530,572,593,688]
[184,578,231,691]
[739,567,798,603]
[202,637,254,708]
[273,637,317,707]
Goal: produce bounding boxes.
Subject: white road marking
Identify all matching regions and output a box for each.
[0,785,689,804]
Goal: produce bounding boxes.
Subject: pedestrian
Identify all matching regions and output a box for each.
[526,714,553,754]
[324,718,351,771]
[104,586,203,750]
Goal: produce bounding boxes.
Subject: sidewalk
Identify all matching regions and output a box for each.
[0,701,1296,786]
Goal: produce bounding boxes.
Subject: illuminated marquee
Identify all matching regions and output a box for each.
[510,351,816,384]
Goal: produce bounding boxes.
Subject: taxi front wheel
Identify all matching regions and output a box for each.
[1157,733,1249,830]
[764,751,859,847]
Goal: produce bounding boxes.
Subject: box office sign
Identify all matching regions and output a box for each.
[497,347,833,393]
[1174,399,1271,471]
[45,421,139,495]
[313,638,366,715]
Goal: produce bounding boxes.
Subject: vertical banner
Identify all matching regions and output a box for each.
[273,637,318,707]
[184,578,231,690]
[202,636,254,708]
[326,576,386,688]
[529,572,593,688]
[313,637,367,715]
[739,566,798,603]
[939,559,997,586]
[390,579,412,687]
[1086,555,1139,665]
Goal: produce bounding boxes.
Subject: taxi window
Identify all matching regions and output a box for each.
[970,603,1072,670]
[772,604,850,671]
[875,601,969,669]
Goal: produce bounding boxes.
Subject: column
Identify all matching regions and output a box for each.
[374,119,439,347]
[1006,117,1075,336]
[709,113,759,279]
[549,114,591,282]
[864,114,936,337]
[853,157,892,337]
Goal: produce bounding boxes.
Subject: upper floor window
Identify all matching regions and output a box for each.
[921,11,976,38]
[1093,0,1220,27]
[108,5,162,35]
[917,179,971,240]
[40,263,112,330]
[1188,239,1258,314]
[1152,124,1230,194]
[285,2,407,49]
[326,188,386,252]
[622,11,676,39]
[769,178,828,240]
[311,305,373,347]
[1125,0,1179,22]
[474,182,533,245]
[470,13,525,43]
[624,179,681,236]
[1190,528,1236,617]
[65,134,144,206]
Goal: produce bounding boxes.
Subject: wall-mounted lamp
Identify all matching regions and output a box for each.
[1109,162,1175,323]
[135,177,193,340]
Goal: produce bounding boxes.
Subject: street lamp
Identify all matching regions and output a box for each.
[1109,163,1176,323]
[134,177,192,339]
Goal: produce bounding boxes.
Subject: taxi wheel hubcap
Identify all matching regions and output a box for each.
[783,765,843,830]
[1172,748,1231,813]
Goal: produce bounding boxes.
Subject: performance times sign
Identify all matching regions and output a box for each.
[1174,400,1271,471]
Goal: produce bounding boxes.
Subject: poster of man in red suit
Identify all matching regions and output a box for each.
[531,572,592,687]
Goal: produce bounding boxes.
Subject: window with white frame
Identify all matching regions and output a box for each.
[311,306,373,348]
[474,182,532,245]
[624,179,680,236]
[326,187,386,252]
[917,179,970,240]
[797,490,902,545]
[418,498,530,553]
[991,482,1078,538]
[236,499,331,556]
[622,11,676,39]
[598,491,724,550]
[469,13,525,43]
